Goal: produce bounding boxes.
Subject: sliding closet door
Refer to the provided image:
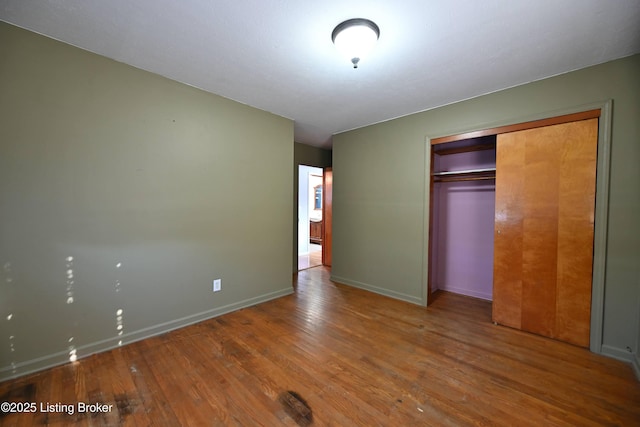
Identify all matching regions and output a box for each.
[492,118,598,347]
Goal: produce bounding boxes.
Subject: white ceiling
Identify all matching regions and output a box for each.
[1,1,639,149]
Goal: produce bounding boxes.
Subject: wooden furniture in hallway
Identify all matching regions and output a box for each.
[309,219,322,244]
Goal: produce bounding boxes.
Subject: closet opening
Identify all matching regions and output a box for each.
[429,135,497,303]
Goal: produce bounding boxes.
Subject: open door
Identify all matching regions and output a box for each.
[322,168,333,267]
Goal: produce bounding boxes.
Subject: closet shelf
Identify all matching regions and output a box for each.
[432,167,496,182]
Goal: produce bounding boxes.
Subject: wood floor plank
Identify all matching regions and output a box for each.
[1,266,639,426]
[120,343,182,425]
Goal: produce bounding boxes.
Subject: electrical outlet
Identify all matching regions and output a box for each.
[213,279,221,292]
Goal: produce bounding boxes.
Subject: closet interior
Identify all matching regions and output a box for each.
[429,135,496,302]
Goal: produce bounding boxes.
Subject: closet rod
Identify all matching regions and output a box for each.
[434,176,496,183]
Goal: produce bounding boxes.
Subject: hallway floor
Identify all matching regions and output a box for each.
[298,243,322,270]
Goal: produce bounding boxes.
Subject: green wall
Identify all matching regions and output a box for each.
[295,142,332,169]
[0,22,294,380]
[332,54,640,364]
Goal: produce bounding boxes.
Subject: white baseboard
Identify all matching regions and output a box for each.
[437,284,493,301]
[0,287,293,382]
[330,275,422,305]
[607,346,640,381]
[633,354,640,381]
[600,344,635,364]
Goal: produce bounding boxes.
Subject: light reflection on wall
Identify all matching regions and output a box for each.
[4,262,13,284]
[4,262,16,373]
[65,256,77,363]
[116,262,124,346]
[66,256,74,305]
[116,308,124,346]
[7,315,15,362]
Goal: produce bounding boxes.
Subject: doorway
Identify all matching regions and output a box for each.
[298,165,323,270]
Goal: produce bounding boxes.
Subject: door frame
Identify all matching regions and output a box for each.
[422,100,613,355]
[297,165,324,270]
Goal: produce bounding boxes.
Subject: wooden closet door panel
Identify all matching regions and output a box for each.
[492,137,524,329]
[520,133,560,339]
[555,118,598,347]
[493,118,597,347]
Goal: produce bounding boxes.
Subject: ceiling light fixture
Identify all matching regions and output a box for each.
[331,18,380,69]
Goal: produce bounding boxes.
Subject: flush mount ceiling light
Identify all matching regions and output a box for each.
[331,18,380,69]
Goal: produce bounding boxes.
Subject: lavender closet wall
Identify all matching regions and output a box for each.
[431,137,496,301]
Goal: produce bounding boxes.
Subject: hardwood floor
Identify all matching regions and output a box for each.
[1,266,639,426]
[297,243,322,270]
